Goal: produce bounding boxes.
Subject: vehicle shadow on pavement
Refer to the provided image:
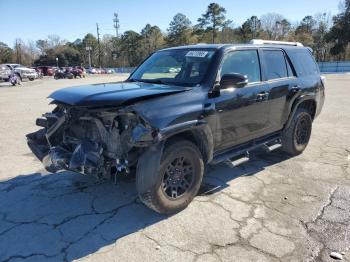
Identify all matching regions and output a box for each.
[0,171,166,261]
[200,149,291,195]
[0,150,290,261]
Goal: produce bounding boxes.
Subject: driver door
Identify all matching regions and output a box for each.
[213,49,271,151]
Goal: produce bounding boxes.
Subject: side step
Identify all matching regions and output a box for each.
[211,133,282,168]
[263,142,282,152]
[224,153,250,168]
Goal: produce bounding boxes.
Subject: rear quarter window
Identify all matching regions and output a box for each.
[287,49,320,77]
[262,50,288,80]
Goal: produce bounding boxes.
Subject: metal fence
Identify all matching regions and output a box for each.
[318,61,350,73]
[113,67,136,73]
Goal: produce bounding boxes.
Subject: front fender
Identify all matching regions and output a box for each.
[155,120,214,163]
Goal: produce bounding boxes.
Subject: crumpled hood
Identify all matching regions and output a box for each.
[49,81,191,107]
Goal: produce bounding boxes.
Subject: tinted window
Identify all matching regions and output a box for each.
[220,50,261,83]
[288,49,319,76]
[131,49,216,86]
[263,50,288,80]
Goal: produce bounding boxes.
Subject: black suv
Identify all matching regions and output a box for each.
[27,40,325,214]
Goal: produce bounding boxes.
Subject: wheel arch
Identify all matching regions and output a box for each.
[157,121,214,164]
[286,96,317,129]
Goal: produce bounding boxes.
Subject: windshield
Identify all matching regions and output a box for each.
[130,49,216,86]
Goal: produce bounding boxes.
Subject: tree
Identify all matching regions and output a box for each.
[167,13,194,46]
[313,13,332,61]
[0,42,13,63]
[120,30,142,66]
[327,0,350,58]
[82,33,98,66]
[296,16,316,34]
[197,3,229,43]
[141,24,164,56]
[239,16,261,41]
[47,35,65,48]
[277,19,291,39]
[260,13,285,40]
[36,39,49,55]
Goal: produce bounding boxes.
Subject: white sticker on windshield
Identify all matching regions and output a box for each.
[185,51,209,58]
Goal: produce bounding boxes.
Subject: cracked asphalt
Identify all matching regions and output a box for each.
[0,74,349,262]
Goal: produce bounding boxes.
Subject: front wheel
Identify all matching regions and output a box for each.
[281,108,313,155]
[137,139,204,214]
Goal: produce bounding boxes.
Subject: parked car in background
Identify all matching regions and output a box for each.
[36,66,55,76]
[0,64,12,81]
[32,68,43,79]
[54,68,74,80]
[6,64,37,81]
[70,67,84,78]
[87,68,97,74]
[76,66,86,78]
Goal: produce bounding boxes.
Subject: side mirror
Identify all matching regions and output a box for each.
[220,73,248,89]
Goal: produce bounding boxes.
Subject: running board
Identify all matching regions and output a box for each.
[224,153,250,168]
[263,143,282,152]
[211,133,282,166]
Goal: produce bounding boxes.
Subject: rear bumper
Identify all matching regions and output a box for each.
[315,83,325,119]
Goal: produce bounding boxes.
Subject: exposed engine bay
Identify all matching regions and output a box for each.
[27,105,155,180]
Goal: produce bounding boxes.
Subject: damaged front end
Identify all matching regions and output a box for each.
[26,105,156,179]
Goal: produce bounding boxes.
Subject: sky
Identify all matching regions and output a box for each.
[0,0,341,47]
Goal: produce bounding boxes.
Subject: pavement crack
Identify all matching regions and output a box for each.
[60,198,138,261]
[2,252,59,262]
[142,232,199,255]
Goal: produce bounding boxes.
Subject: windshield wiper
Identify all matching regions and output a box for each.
[129,78,168,85]
[128,78,195,87]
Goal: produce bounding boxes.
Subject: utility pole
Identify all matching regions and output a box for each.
[86,46,92,68]
[113,13,120,38]
[96,23,101,68]
[15,39,22,64]
[15,39,18,64]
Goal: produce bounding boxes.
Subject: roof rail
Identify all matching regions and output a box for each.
[250,39,304,47]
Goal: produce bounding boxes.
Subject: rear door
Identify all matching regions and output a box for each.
[261,49,300,132]
[213,49,270,151]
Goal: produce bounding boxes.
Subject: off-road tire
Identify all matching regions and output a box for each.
[137,139,204,214]
[281,108,312,155]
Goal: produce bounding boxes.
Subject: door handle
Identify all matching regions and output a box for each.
[291,85,301,93]
[256,92,268,102]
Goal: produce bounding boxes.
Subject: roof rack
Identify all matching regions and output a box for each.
[250,39,304,47]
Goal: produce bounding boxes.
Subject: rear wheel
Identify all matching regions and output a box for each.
[137,139,204,214]
[281,108,312,155]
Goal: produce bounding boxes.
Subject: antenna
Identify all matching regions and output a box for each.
[113,13,120,38]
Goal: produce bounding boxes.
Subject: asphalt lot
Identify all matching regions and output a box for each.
[0,74,349,262]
